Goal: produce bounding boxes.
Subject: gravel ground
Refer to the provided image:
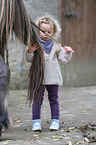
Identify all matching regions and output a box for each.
[0,86,96,144]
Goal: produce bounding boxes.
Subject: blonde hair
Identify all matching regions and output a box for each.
[36,15,61,38]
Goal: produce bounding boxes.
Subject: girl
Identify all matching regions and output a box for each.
[26,15,74,131]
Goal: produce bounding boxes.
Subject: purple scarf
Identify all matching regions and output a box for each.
[39,37,53,54]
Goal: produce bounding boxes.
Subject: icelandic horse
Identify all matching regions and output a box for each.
[0,0,44,137]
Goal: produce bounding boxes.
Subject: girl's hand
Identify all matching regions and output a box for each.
[63,46,75,53]
[28,43,39,53]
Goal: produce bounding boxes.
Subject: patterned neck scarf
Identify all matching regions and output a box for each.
[39,37,53,54]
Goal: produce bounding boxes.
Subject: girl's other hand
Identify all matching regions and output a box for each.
[63,46,75,53]
[28,43,39,53]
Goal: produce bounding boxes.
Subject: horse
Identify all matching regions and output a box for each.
[0,0,44,137]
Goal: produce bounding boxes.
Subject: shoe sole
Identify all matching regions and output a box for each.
[50,127,59,131]
[32,129,42,132]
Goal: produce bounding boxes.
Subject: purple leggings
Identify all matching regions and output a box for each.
[32,85,60,120]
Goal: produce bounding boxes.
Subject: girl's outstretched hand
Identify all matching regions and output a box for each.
[63,46,75,53]
[28,43,39,53]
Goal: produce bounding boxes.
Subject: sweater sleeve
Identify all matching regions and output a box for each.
[57,45,72,64]
[26,50,34,62]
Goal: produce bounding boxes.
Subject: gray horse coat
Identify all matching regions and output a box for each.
[0,55,11,136]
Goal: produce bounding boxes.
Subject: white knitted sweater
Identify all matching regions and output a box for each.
[26,42,72,86]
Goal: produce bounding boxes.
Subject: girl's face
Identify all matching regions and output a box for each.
[40,23,54,41]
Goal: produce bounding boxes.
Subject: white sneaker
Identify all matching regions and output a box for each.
[50,119,59,131]
[32,119,42,131]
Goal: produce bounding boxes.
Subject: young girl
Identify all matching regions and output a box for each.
[26,15,74,131]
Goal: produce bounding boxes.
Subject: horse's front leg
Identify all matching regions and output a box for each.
[0,56,12,137]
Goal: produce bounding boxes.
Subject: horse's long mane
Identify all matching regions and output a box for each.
[0,0,44,104]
